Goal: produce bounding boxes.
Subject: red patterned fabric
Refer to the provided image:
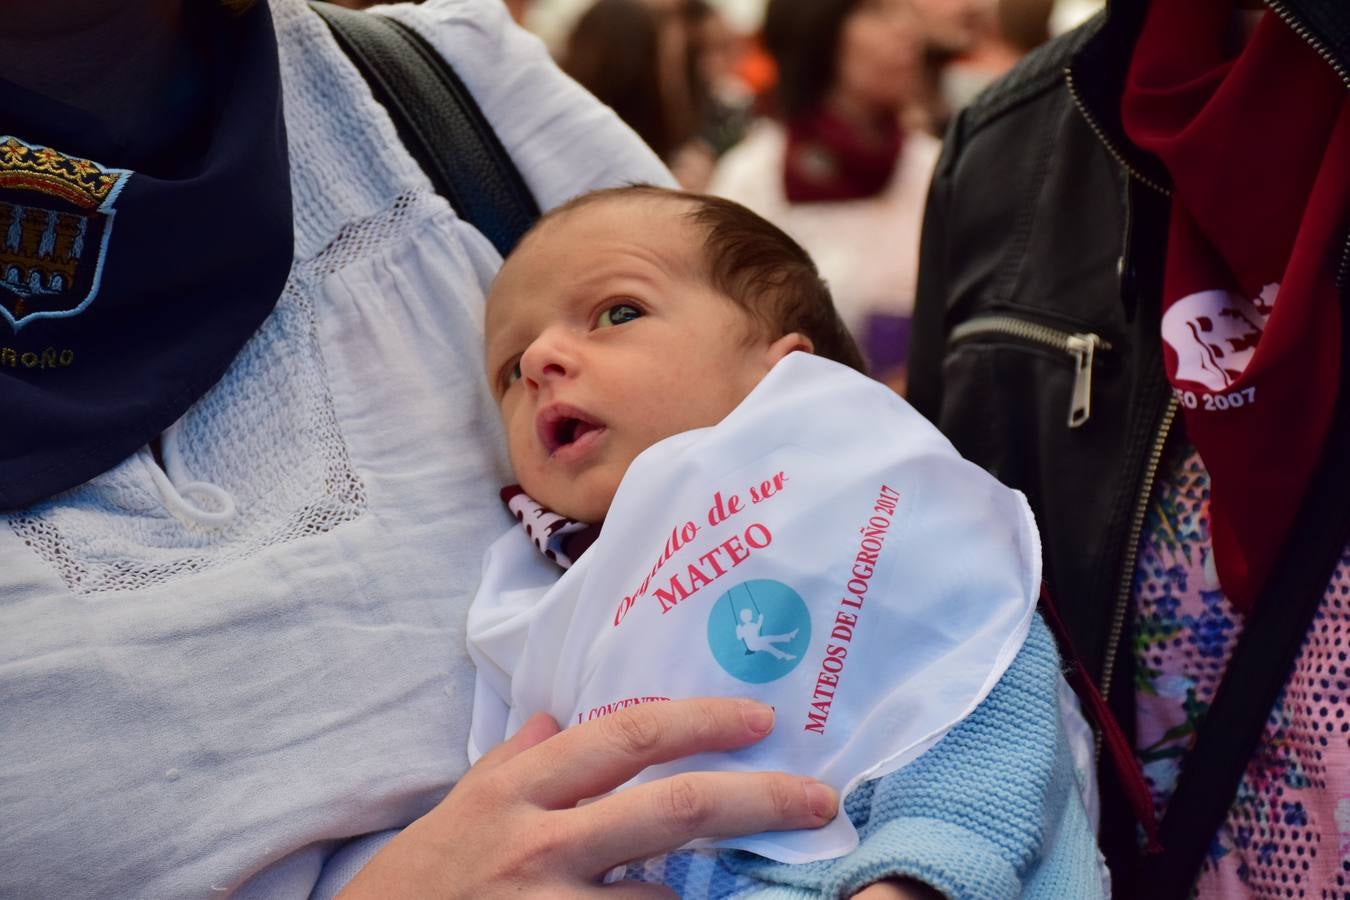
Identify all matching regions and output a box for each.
[1121,2,1350,612]
[500,485,598,569]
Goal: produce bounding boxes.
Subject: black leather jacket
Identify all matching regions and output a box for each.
[907,0,1349,883]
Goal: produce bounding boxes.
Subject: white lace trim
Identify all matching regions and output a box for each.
[7,190,447,595]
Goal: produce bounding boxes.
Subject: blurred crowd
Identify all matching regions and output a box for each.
[333,0,1095,391]
[548,0,1096,391]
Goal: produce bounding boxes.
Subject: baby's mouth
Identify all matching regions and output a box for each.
[538,405,605,456]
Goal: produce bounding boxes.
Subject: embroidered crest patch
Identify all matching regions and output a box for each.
[0,136,132,331]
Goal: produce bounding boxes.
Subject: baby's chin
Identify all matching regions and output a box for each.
[526,480,615,525]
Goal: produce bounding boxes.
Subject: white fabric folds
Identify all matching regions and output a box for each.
[466,353,1041,863]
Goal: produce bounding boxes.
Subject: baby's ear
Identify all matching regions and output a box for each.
[764,332,814,368]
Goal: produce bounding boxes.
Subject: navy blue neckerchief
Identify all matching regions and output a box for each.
[0,1,293,510]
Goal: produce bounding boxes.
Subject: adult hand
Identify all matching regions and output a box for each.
[338,698,839,899]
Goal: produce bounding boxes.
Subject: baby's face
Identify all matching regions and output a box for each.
[484,196,788,523]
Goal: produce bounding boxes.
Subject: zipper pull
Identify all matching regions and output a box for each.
[1065,334,1100,428]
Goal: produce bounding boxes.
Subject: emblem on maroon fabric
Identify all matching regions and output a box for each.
[0,136,132,331]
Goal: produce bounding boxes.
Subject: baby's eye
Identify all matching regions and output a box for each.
[502,359,522,390]
[597,303,642,328]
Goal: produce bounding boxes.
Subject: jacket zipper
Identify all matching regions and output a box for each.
[1069,4,1350,286]
[1263,0,1350,292]
[1096,396,1178,710]
[949,315,1111,428]
[1266,1,1350,86]
[1063,68,1171,196]
[1072,4,1349,709]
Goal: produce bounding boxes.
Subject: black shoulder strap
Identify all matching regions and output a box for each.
[1136,320,1350,897]
[310,0,540,257]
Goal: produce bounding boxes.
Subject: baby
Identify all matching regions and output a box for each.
[471,185,1104,899]
[483,186,863,528]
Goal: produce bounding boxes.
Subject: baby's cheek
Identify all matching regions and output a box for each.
[512,460,556,510]
[508,453,584,519]
[549,469,620,525]
[579,472,622,523]
[505,427,543,496]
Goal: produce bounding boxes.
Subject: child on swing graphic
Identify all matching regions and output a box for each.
[728,583,800,661]
[736,607,798,660]
[464,185,1105,898]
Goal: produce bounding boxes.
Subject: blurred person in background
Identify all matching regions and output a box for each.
[940,0,1054,111]
[563,0,720,188]
[997,0,1054,52]
[681,0,755,161]
[563,0,688,163]
[315,0,531,16]
[906,0,992,133]
[710,0,938,393]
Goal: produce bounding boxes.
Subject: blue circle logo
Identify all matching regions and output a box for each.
[707,579,811,683]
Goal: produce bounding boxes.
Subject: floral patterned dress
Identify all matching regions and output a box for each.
[1133,443,1350,898]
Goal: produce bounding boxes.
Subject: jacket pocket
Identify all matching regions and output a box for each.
[947,314,1111,429]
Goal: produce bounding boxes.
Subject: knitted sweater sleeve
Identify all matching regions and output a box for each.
[725,616,1107,900]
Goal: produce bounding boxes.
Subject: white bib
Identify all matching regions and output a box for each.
[466,353,1041,863]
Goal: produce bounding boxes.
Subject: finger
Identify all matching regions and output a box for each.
[566,770,838,873]
[510,698,776,808]
[474,711,561,772]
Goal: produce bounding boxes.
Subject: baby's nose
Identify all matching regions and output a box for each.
[518,329,577,386]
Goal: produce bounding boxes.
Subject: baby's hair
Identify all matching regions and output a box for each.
[532,185,868,374]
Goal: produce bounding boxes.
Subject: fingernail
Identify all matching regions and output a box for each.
[742,701,775,735]
[803,780,838,819]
